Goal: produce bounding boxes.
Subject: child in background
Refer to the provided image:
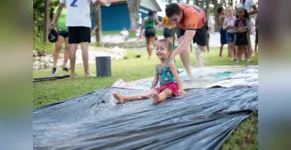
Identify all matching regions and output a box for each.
[120,27,129,42]
[113,39,187,105]
[234,7,249,62]
[159,16,175,42]
[223,7,237,61]
[217,7,227,57]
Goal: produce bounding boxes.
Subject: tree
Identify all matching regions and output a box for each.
[126,0,141,30]
[211,0,222,32]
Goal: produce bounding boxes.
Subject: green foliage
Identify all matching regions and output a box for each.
[33,0,58,53]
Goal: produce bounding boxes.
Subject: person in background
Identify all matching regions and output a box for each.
[51,3,70,74]
[50,0,109,78]
[234,7,249,62]
[236,0,258,60]
[223,7,237,61]
[140,10,159,59]
[218,6,227,57]
[120,27,129,42]
[159,16,175,42]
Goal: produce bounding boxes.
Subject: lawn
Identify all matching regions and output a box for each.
[33,47,258,150]
[102,29,163,38]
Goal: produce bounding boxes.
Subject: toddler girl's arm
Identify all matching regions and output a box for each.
[150,65,159,89]
[222,18,228,30]
[168,61,187,96]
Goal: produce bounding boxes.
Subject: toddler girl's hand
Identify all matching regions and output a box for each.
[181,90,188,96]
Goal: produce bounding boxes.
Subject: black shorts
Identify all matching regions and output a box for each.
[58,30,69,38]
[255,28,258,44]
[176,24,208,46]
[68,26,91,44]
[235,32,248,46]
[145,27,156,38]
[163,28,174,38]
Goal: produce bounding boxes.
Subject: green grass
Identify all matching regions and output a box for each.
[33,47,258,149]
[102,29,163,38]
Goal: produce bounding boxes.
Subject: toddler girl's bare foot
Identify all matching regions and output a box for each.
[150,92,160,105]
[113,93,125,104]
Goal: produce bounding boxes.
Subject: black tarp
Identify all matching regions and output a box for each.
[33,86,258,150]
[33,74,70,82]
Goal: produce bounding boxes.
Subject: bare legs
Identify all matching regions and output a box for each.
[53,36,70,67]
[146,36,156,59]
[113,89,173,105]
[219,44,225,57]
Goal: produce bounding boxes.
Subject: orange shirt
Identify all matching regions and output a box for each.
[177,3,207,30]
[162,16,175,28]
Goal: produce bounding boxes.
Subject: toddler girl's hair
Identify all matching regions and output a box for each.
[236,7,249,19]
[158,39,173,51]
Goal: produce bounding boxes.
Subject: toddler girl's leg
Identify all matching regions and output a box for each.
[232,43,238,60]
[151,89,173,105]
[236,46,242,61]
[243,45,248,61]
[113,92,148,104]
[229,42,235,60]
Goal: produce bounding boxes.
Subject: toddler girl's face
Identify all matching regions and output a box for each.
[226,8,234,17]
[237,8,245,18]
[156,42,170,59]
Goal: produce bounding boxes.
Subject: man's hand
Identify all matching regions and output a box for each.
[49,21,56,29]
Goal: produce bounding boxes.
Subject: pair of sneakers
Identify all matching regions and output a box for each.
[52,66,70,74]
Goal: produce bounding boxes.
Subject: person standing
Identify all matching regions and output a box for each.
[236,0,258,61]
[165,3,207,80]
[50,0,109,78]
[140,10,159,60]
[51,3,70,74]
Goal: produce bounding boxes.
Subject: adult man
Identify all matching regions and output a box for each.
[165,3,207,79]
[50,0,108,78]
[236,0,258,61]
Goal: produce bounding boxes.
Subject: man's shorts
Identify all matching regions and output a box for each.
[58,30,69,38]
[176,24,208,47]
[68,26,91,44]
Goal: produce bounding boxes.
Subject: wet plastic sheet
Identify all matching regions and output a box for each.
[33,86,258,150]
[33,74,70,82]
[112,66,258,90]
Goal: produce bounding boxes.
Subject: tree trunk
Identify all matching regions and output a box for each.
[205,0,211,20]
[126,0,141,31]
[44,0,50,43]
[186,0,191,4]
[200,0,205,9]
[95,5,102,44]
[212,0,221,32]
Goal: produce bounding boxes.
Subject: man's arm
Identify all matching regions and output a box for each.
[248,0,258,15]
[170,30,195,59]
[50,3,65,27]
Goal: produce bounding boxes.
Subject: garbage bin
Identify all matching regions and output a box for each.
[95,56,111,77]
